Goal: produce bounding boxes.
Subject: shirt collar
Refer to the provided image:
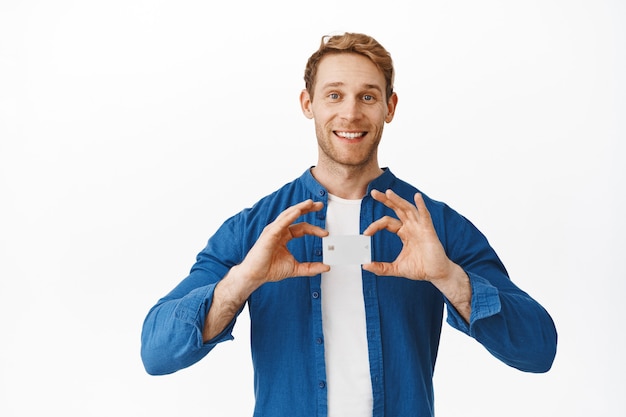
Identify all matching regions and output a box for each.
[299,167,396,198]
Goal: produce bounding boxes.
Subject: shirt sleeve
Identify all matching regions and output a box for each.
[440,205,558,373]
[140,215,246,375]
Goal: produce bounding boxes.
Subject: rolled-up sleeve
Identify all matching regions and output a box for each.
[439,204,557,373]
[141,283,238,375]
[140,214,246,375]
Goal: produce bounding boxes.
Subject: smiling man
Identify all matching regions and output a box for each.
[141,33,557,417]
[301,52,394,195]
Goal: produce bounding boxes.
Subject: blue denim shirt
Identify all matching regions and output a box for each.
[141,168,557,417]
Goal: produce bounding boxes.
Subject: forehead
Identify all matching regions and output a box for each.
[315,53,385,91]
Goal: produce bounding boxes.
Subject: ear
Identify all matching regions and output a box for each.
[299,89,314,119]
[385,92,398,123]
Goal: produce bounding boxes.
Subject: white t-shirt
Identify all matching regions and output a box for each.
[321,194,373,417]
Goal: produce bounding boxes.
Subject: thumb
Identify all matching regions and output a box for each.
[362,262,393,277]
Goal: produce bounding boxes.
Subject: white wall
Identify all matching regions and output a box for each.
[1,1,624,415]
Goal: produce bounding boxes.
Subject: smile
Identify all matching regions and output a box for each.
[335,131,365,139]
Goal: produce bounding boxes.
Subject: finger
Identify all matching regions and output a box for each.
[370,189,387,204]
[362,261,395,277]
[293,261,331,277]
[363,216,402,236]
[412,193,432,221]
[386,189,421,219]
[372,189,419,229]
[371,188,409,211]
[371,188,403,207]
[289,222,329,239]
[273,200,323,229]
[300,200,325,214]
[370,189,403,213]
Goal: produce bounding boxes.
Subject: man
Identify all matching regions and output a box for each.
[141,32,557,417]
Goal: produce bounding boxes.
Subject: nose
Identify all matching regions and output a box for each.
[339,97,362,121]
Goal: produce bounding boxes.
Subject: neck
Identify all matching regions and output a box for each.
[311,162,383,200]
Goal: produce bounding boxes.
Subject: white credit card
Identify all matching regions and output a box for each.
[322,235,372,265]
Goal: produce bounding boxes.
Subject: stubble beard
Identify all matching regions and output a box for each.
[315,123,383,172]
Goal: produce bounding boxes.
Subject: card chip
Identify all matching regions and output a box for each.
[322,235,371,265]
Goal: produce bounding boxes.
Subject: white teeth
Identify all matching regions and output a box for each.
[336,131,364,139]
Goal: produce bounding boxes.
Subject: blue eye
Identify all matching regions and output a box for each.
[363,94,374,101]
[329,93,340,100]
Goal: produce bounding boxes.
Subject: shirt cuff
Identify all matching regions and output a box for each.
[446,271,501,334]
[174,283,237,349]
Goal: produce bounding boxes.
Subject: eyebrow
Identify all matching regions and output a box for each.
[321,82,384,93]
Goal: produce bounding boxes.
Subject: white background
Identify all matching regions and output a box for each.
[1,1,624,415]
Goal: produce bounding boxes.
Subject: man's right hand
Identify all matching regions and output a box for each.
[237,199,330,285]
[203,199,329,342]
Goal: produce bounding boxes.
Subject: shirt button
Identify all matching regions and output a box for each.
[319,381,326,389]
[312,291,319,299]
[318,190,326,196]
[315,249,322,256]
[316,337,323,344]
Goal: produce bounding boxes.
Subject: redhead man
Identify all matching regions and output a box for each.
[141,33,557,417]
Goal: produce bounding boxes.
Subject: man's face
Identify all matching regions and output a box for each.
[300,53,397,170]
